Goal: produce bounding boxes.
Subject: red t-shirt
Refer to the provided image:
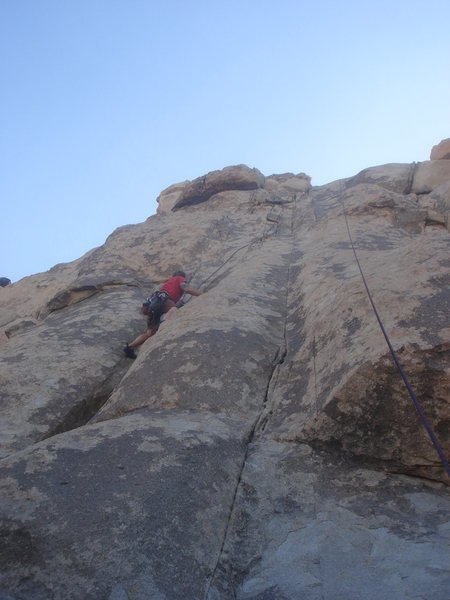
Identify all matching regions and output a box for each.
[160,275,186,303]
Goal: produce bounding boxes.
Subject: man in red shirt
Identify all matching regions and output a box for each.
[124,271,202,358]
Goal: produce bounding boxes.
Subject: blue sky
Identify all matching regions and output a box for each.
[1,0,449,283]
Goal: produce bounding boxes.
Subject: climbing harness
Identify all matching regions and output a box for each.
[339,198,450,477]
[144,290,169,323]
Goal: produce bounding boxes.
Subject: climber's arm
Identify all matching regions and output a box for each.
[180,281,202,297]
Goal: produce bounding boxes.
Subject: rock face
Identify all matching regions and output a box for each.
[0,158,449,599]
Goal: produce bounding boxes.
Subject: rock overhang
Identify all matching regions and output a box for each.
[156,164,311,215]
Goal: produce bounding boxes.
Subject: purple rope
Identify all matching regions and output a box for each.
[340,200,450,478]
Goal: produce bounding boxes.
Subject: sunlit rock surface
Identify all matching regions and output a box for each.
[0,155,449,599]
[431,137,450,160]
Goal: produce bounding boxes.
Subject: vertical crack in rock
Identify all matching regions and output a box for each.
[205,196,298,599]
[311,477,326,600]
[40,361,131,441]
[403,161,417,195]
[204,396,275,600]
[313,334,319,416]
[253,192,300,436]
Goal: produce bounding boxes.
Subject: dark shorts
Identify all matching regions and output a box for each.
[146,296,176,332]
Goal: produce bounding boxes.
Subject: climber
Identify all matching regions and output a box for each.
[123,270,202,358]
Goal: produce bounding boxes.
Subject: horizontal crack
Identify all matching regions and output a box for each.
[36,281,140,319]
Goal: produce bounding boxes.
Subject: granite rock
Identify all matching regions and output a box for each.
[0,147,448,599]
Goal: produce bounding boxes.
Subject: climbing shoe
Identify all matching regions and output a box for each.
[123,344,137,359]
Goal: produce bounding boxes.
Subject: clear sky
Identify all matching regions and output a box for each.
[1,1,449,283]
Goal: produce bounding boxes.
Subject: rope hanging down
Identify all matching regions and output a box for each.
[340,200,450,478]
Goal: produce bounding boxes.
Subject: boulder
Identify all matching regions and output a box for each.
[412,159,450,194]
[265,172,311,193]
[156,180,189,215]
[345,163,413,193]
[430,137,450,160]
[0,277,11,287]
[172,164,265,210]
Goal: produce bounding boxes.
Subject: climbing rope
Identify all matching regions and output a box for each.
[178,239,258,308]
[339,198,450,477]
[182,213,277,305]
[192,196,296,293]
